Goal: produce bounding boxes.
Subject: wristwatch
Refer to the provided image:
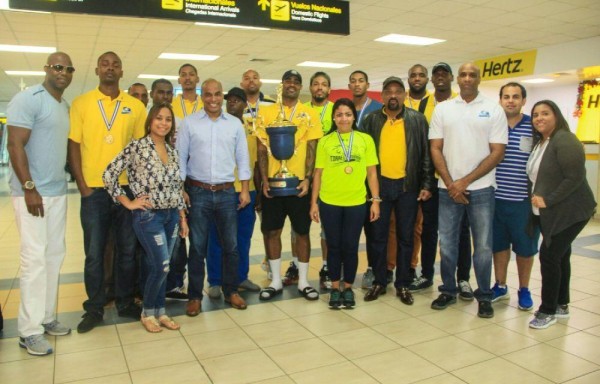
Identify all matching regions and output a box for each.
[22,180,35,190]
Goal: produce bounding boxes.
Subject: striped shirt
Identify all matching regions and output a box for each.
[495,114,533,201]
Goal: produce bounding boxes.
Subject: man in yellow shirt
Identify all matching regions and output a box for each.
[68,51,146,333]
[360,77,434,305]
[257,70,323,301]
[172,63,203,121]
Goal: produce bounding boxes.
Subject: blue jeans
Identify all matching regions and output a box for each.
[207,191,256,286]
[81,188,137,314]
[133,208,179,317]
[166,236,187,291]
[370,177,419,288]
[439,187,494,301]
[187,185,239,299]
[320,201,366,284]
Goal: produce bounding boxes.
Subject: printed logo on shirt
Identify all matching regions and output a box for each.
[478,110,490,118]
[122,107,132,114]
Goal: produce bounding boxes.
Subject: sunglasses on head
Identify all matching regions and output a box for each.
[45,64,76,74]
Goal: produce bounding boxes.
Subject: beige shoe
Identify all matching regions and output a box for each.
[141,315,162,333]
[158,315,180,330]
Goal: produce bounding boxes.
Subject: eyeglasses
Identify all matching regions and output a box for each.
[45,64,76,74]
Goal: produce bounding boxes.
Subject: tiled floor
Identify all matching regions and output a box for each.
[1,168,600,383]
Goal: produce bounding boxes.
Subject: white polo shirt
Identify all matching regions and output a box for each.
[429,92,507,190]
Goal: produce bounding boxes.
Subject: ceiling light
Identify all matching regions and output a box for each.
[194,22,270,31]
[5,70,46,76]
[522,78,555,84]
[261,79,282,84]
[298,61,350,69]
[0,44,56,53]
[374,34,445,46]
[159,53,219,61]
[138,74,179,80]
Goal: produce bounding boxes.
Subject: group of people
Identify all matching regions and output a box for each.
[6,50,596,357]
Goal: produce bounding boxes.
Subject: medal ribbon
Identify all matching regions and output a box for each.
[336,131,354,163]
[311,101,329,123]
[285,103,298,121]
[180,96,198,117]
[356,98,371,128]
[246,100,259,120]
[98,99,121,132]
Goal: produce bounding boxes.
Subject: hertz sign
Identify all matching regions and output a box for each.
[475,50,537,81]
[8,0,350,35]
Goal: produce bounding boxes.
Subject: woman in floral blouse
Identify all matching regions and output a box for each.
[103,102,188,333]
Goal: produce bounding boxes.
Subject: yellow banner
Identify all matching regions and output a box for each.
[475,50,537,81]
[576,83,600,143]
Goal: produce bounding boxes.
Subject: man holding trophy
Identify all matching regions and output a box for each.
[256,70,323,301]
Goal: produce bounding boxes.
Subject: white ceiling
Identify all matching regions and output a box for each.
[0,0,599,103]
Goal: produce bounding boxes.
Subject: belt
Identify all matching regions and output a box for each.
[185,178,233,192]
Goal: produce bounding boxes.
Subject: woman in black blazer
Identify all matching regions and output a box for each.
[527,100,596,330]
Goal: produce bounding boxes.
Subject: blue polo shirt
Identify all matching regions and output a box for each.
[7,84,70,197]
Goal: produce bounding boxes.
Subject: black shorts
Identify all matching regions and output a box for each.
[261,192,312,235]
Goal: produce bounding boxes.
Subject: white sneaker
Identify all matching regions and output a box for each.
[43,320,71,336]
[19,334,53,356]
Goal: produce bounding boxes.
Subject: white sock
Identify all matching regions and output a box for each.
[298,262,310,290]
[269,258,282,290]
[292,256,299,268]
[322,260,328,267]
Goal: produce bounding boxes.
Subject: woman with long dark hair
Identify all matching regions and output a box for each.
[310,98,380,309]
[104,103,188,333]
[527,100,596,329]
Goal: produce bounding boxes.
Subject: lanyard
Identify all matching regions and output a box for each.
[246,100,259,119]
[311,101,329,123]
[284,103,298,121]
[97,99,121,132]
[180,96,198,117]
[356,98,371,127]
[336,130,354,162]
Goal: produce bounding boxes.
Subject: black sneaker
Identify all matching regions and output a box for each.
[118,303,142,319]
[328,289,342,309]
[166,287,189,301]
[409,276,433,292]
[77,312,103,333]
[478,301,494,318]
[458,280,474,301]
[282,262,299,286]
[386,270,394,285]
[431,293,457,310]
[319,266,332,290]
[342,288,355,309]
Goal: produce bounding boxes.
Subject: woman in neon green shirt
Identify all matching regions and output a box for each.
[310,98,380,309]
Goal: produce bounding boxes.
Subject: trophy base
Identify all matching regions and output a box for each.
[268,177,299,197]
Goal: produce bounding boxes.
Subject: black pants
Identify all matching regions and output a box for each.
[539,219,589,314]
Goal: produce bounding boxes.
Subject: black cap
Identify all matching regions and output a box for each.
[382,76,405,90]
[432,62,452,74]
[282,69,302,84]
[225,87,247,103]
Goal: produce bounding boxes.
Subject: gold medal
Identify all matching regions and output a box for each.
[105,134,114,144]
[344,165,353,174]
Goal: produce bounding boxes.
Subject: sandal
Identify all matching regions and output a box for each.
[298,286,319,301]
[158,315,180,330]
[259,287,283,301]
[141,315,162,333]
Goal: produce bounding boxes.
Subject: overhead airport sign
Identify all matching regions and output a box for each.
[8,0,350,35]
[474,50,537,81]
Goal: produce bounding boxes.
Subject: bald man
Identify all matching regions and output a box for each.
[7,52,75,355]
[428,63,507,319]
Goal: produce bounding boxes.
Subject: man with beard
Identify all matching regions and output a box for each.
[69,51,146,333]
[257,70,323,301]
[361,77,434,305]
[305,71,334,289]
[429,63,507,318]
[348,70,383,289]
[8,52,75,354]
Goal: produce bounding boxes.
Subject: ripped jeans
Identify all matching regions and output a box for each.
[132,208,179,317]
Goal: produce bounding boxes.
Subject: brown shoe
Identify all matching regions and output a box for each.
[225,293,247,310]
[364,284,386,302]
[186,299,202,317]
[397,287,414,305]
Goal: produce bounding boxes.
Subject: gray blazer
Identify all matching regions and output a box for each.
[531,129,596,243]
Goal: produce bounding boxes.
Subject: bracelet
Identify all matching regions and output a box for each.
[369,196,382,202]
